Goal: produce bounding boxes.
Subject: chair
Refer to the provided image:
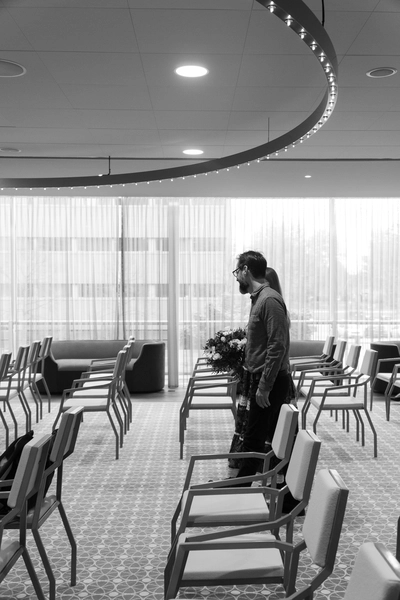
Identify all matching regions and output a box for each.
[290,335,335,373]
[0,433,53,600]
[0,345,31,439]
[6,406,84,600]
[379,364,400,421]
[52,351,127,459]
[171,428,320,550]
[370,342,400,394]
[179,373,238,459]
[297,344,360,399]
[293,339,347,385]
[341,542,400,600]
[0,352,13,447]
[302,349,379,457]
[34,336,53,413]
[25,340,43,424]
[298,344,361,430]
[164,468,349,600]
[86,339,135,427]
[171,404,300,541]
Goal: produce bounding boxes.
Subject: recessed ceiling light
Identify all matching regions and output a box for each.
[0,59,26,77]
[175,65,208,78]
[183,149,204,156]
[304,174,312,178]
[366,67,397,78]
[0,147,21,153]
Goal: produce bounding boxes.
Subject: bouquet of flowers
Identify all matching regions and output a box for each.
[203,327,247,376]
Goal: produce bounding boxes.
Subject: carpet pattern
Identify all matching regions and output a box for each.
[0,389,399,600]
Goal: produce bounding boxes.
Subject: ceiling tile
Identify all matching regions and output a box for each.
[347,13,400,55]
[148,85,236,112]
[154,111,231,131]
[237,54,324,88]
[59,84,152,110]
[6,7,138,52]
[131,9,250,54]
[38,52,147,86]
[232,86,324,112]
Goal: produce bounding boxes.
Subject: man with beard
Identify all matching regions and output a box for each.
[232,250,292,481]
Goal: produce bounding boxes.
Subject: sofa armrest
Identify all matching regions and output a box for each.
[126,341,165,393]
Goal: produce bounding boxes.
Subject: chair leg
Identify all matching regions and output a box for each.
[384,392,391,421]
[362,408,378,458]
[106,410,120,459]
[4,398,19,440]
[0,407,10,448]
[32,529,56,600]
[30,382,44,421]
[41,378,52,413]
[22,548,47,600]
[18,390,32,431]
[58,502,77,587]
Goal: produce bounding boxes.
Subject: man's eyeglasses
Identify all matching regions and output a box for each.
[232,267,241,277]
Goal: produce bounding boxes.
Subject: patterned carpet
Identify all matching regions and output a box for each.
[0,388,399,600]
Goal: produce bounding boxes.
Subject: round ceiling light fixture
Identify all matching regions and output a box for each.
[0,59,26,77]
[366,67,397,78]
[183,149,204,155]
[175,65,208,78]
[0,147,22,153]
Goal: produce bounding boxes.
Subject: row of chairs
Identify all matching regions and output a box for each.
[53,338,135,459]
[0,337,53,448]
[292,341,379,457]
[0,406,83,600]
[179,358,238,458]
[166,402,400,599]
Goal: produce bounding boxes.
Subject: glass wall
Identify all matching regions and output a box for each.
[0,196,399,384]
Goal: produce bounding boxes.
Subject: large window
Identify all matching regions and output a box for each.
[0,196,399,385]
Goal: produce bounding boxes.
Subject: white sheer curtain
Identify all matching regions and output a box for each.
[0,195,399,384]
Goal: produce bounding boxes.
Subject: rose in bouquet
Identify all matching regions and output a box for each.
[203,327,247,376]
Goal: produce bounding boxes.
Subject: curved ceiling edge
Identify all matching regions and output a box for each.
[0,0,338,190]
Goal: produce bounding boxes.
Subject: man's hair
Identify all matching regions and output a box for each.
[237,251,267,278]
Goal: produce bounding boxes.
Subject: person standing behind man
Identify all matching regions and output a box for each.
[232,251,293,481]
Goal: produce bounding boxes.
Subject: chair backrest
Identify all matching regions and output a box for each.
[271,404,299,460]
[345,344,361,370]
[27,340,42,377]
[0,352,12,380]
[285,430,321,502]
[343,542,400,600]
[359,349,378,378]
[7,434,52,511]
[49,406,84,465]
[333,339,347,363]
[112,350,127,379]
[13,345,30,371]
[302,469,349,569]
[323,335,335,357]
[38,336,51,359]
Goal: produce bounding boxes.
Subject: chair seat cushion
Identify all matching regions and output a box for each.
[69,387,109,396]
[180,532,283,580]
[182,490,270,525]
[63,397,108,410]
[0,540,21,572]
[375,373,392,383]
[310,396,364,410]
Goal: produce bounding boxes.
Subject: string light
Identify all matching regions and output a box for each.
[0,0,338,191]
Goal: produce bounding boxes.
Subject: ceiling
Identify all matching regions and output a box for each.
[0,0,400,197]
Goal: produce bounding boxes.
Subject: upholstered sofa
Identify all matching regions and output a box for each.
[39,339,165,394]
